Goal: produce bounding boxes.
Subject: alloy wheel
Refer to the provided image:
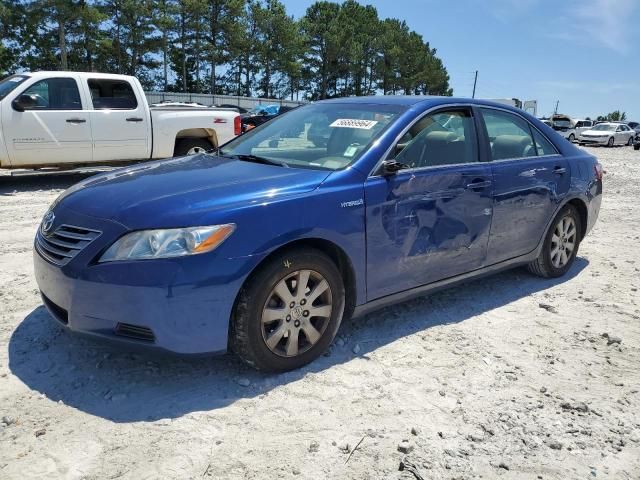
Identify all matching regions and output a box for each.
[550,216,577,268]
[261,269,333,357]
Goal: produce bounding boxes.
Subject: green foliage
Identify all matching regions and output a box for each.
[596,111,627,122]
[2,0,452,99]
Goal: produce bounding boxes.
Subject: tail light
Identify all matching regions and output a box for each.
[594,162,604,181]
[234,115,241,136]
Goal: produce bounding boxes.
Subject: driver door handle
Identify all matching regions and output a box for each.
[553,166,567,175]
[465,180,492,190]
[66,118,86,124]
[126,117,143,122]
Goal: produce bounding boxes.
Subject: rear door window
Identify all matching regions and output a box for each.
[480,109,537,160]
[88,79,138,110]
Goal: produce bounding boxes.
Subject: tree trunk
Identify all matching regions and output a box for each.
[58,17,67,70]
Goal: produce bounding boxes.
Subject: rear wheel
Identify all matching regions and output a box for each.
[174,138,213,156]
[607,137,614,147]
[568,133,575,143]
[230,248,345,372]
[627,137,634,146]
[528,204,581,278]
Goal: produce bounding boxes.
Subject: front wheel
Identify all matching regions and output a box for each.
[230,248,345,372]
[607,137,614,147]
[528,204,581,278]
[634,144,640,151]
[568,133,575,143]
[627,137,634,146]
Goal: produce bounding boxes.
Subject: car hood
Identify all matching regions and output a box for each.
[58,154,332,228]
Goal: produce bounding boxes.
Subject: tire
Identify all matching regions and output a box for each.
[578,143,585,146]
[607,137,614,147]
[635,144,640,151]
[173,138,213,156]
[528,204,581,278]
[230,248,345,372]
[568,133,575,143]
[627,137,634,146]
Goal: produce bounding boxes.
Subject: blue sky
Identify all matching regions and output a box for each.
[282,0,639,120]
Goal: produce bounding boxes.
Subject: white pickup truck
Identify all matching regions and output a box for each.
[0,71,241,169]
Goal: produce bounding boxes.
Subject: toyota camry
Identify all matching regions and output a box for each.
[34,97,603,371]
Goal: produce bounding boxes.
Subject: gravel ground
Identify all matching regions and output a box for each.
[0,146,639,480]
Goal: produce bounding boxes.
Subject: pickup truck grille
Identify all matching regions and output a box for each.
[36,224,101,266]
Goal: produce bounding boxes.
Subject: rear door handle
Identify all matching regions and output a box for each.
[126,117,143,122]
[465,180,492,190]
[553,167,567,175]
[66,118,86,124]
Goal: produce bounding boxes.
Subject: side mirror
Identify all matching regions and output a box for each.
[380,159,409,176]
[12,94,37,112]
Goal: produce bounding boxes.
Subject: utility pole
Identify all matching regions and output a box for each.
[554,100,559,115]
[472,70,478,99]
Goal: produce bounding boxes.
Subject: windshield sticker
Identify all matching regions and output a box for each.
[343,145,358,157]
[330,119,378,130]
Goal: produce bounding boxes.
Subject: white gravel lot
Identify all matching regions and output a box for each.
[0,146,639,480]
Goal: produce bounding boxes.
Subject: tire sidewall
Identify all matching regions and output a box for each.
[234,249,345,372]
[540,205,581,277]
[608,137,614,147]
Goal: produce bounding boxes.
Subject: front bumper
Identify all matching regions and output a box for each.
[33,206,256,355]
[579,136,609,145]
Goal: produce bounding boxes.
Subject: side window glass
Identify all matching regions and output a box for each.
[88,79,138,109]
[481,109,536,160]
[532,129,558,156]
[394,109,478,168]
[21,78,81,110]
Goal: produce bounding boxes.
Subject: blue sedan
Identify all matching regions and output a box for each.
[33,97,603,371]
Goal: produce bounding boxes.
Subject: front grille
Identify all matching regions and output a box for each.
[41,293,69,325]
[115,323,156,342]
[36,224,101,266]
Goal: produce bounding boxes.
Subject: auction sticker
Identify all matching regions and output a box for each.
[330,119,378,129]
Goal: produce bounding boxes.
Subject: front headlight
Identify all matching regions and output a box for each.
[99,224,235,262]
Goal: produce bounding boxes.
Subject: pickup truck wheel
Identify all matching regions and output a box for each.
[174,138,213,156]
[568,133,575,143]
[527,204,581,278]
[230,248,345,372]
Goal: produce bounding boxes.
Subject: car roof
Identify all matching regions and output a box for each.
[316,95,529,112]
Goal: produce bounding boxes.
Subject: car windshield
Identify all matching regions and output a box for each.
[592,124,616,131]
[220,102,405,170]
[0,74,29,101]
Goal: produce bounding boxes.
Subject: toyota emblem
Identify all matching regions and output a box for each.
[41,211,55,235]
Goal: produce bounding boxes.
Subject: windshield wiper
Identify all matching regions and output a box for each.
[229,154,289,168]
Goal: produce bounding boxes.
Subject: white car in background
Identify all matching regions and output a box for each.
[578,122,636,147]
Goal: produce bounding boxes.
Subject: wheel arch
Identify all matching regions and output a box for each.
[174,128,218,148]
[231,237,358,330]
[565,197,588,240]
